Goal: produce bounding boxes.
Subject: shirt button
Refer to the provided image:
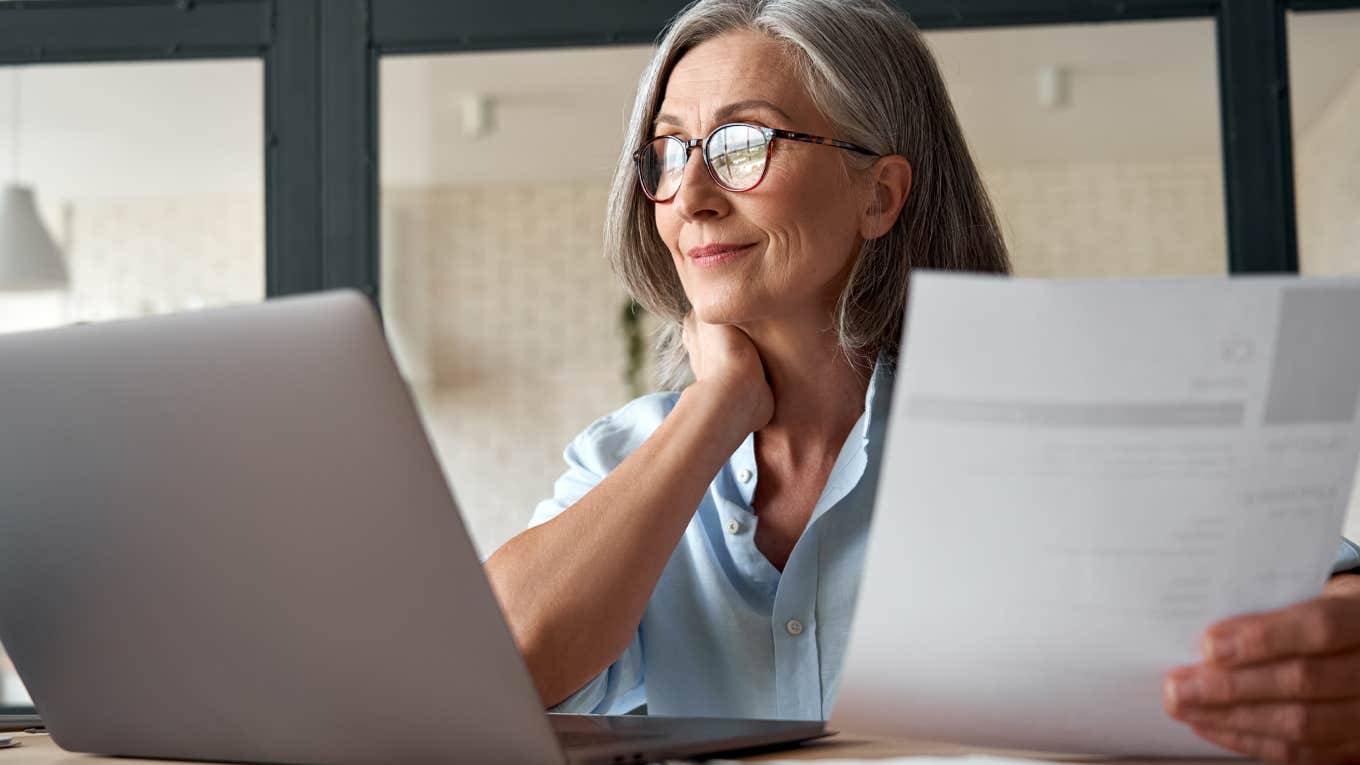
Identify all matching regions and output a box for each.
[725,519,742,534]
[785,619,804,636]
[738,468,753,483]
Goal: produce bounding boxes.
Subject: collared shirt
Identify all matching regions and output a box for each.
[528,360,1360,721]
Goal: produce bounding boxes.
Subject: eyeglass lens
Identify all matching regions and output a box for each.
[638,124,772,200]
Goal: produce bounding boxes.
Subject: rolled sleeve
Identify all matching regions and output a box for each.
[529,393,675,529]
[527,432,603,530]
[548,633,645,715]
[1334,537,1360,574]
[523,393,678,714]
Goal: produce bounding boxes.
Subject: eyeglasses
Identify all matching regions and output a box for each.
[633,122,878,203]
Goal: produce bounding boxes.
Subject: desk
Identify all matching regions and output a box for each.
[4,730,1254,764]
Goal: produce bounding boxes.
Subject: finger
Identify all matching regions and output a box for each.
[1203,596,1360,666]
[1190,725,1296,763]
[1300,741,1360,765]
[1172,700,1360,744]
[1191,727,1360,765]
[1322,573,1360,599]
[1165,654,1360,706]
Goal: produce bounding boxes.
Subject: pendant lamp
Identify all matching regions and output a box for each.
[1,68,69,292]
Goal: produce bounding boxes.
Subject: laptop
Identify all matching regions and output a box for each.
[0,714,41,733]
[0,291,828,765]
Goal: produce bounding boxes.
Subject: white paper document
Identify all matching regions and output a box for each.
[833,273,1360,756]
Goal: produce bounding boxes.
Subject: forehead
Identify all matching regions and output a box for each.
[658,30,819,125]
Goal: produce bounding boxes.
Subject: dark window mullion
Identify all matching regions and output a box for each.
[901,0,1217,29]
[371,0,681,54]
[1286,0,1360,11]
[265,0,324,296]
[1216,0,1298,274]
[369,0,1221,52]
[0,0,269,63]
[319,0,378,298]
[265,0,375,299]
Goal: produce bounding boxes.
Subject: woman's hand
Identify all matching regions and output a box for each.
[1163,574,1360,763]
[681,313,773,435]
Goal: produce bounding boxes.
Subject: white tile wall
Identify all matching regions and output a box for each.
[986,158,1226,278]
[0,193,263,335]
[67,193,264,319]
[382,182,639,555]
[1298,68,1360,277]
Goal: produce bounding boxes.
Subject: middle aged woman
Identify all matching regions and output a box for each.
[484,1,1360,762]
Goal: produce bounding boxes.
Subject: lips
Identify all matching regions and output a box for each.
[686,242,756,267]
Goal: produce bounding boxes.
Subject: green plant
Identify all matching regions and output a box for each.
[620,297,646,398]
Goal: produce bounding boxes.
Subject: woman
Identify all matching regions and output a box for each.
[484,1,1360,761]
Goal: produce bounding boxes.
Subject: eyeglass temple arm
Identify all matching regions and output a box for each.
[769,128,878,157]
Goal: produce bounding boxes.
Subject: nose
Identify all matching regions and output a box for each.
[671,145,729,222]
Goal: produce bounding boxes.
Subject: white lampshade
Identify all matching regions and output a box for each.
[0,183,69,292]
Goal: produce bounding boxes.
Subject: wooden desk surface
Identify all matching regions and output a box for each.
[3,729,1255,764]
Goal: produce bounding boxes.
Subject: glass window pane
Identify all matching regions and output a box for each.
[925,19,1227,277]
[1290,8,1360,278]
[0,59,263,709]
[1288,8,1360,543]
[381,48,654,557]
[0,61,263,334]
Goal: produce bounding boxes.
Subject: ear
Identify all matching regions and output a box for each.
[859,155,913,240]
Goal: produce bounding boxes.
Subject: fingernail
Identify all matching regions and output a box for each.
[1172,675,1202,704]
[1206,634,1237,663]
[1163,677,1180,707]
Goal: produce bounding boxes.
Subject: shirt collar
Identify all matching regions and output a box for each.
[725,352,894,515]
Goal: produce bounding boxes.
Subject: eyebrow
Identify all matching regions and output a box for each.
[653,99,795,129]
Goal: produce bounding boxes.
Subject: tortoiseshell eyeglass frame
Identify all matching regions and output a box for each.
[632,122,880,203]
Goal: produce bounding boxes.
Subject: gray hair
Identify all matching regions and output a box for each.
[604,0,1011,390]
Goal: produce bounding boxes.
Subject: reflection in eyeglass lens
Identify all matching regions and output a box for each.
[639,137,686,199]
[638,125,772,199]
[709,125,768,190]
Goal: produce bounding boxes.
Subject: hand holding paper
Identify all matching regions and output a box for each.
[833,273,1360,758]
[1163,572,1360,761]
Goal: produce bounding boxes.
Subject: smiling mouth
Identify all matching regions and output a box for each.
[687,243,756,267]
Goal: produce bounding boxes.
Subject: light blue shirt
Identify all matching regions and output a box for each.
[528,360,1360,721]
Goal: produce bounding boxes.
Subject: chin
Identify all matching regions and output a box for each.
[691,298,769,327]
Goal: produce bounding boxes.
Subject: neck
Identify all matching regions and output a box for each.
[738,311,873,460]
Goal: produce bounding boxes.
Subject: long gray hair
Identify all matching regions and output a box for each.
[605,0,1011,389]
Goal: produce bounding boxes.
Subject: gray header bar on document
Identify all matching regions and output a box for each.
[906,398,1246,428]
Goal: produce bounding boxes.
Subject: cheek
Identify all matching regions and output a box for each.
[752,165,861,267]
[653,206,699,297]
[653,206,684,259]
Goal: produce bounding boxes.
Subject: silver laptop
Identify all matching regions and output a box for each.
[0,291,827,765]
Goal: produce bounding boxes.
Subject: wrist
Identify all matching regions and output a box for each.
[679,380,762,444]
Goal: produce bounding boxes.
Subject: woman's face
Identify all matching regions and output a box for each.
[653,30,870,329]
